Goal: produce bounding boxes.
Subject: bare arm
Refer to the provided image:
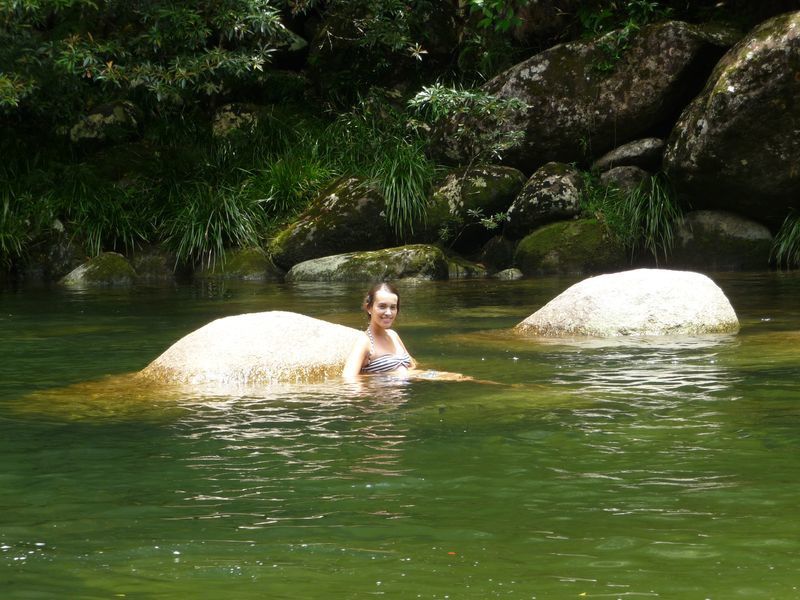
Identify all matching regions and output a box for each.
[342,334,370,379]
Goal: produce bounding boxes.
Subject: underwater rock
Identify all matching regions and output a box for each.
[139,311,361,385]
[516,268,739,337]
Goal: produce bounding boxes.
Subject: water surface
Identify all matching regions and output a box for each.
[1,274,798,598]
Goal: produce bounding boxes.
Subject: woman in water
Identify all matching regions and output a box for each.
[342,282,417,378]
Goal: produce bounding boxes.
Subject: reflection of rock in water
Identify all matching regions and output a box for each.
[11,372,414,423]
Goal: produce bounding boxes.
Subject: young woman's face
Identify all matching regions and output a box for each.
[369,288,399,329]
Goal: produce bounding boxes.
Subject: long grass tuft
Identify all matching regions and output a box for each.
[582,172,683,264]
[771,211,800,269]
[163,181,270,269]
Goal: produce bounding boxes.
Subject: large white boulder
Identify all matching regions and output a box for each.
[515,269,739,337]
[139,311,361,385]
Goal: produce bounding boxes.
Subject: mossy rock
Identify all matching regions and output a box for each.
[514,218,626,275]
[285,245,449,282]
[130,246,179,283]
[667,210,772,271]
[60,252,137,287]
[269,177,392,270]
[195,247,284,281]
[446,254,488,279]
[69,101,142,145]
[479,235,516,272]
[420,165,526,252]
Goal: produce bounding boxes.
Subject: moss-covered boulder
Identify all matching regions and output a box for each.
[592,138,666,172]
[667,210,772,271]
[196,247,284,281]
[514,218,625,275]
[285,244,449,282]
[130,246,179,283]
[421,165,526,251]
[306,2,457,99]
[211,103,262,139]
[599,166,651,195]
[269,177,393,270]
[479,235,516,272]
[19,226,84,282]
[664,12,800,227]
[139,311,361,386]
[446,254,488,279]
[505,162,583,239]
[435,21,737,170]
[60,252,137,287]
[69,101,142,145]
[515,268,739,337]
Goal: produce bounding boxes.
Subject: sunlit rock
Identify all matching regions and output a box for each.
[69,101,142,144]
[286,245,449,282]
[420,165,525,252]
[195,247,284,281]
[139,311,361,385]
[516,268,739,337]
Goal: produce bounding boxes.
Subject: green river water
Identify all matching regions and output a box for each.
[1,273,798,599]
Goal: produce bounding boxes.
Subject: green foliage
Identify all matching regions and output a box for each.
[409,83,527,163]
[370,138,435,237]
[467,0,529,32]
[438,207,509,248]
[582,172,682,264]
[577,1,672,73]
[322,91,439,237]
[771,212,800,270]
[0,191,30,267]
[0,0,289,120]
[51,167,152,256]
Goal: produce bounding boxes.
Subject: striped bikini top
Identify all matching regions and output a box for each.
[361,328,412,374]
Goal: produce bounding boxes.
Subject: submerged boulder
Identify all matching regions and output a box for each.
[60,252,136,287]
[139,311,361,385]
[664,12,800,226]
[515,268,739,337]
